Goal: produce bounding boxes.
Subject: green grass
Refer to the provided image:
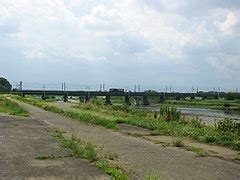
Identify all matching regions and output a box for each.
[0,96,28,116]
[172,139,184,147]
[96,160,129,179]
[13,95,240,150]
[163,99,240,110]
[53,130,129,179]
[185,146,207,157]
[35,155,56,160]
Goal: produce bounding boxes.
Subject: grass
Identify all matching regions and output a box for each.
[172,139,184,147]
[13,95,240,151]
[96,160,129,179]
[0,96,28,116]
[35,155,57,160]
[163,99,240,110]
[53,130,129,179]
[235,153,240,161]
[185,146,207,157]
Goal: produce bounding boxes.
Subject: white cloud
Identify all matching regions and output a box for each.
[23,50,45,59]
[0,0,239,88]
[0,5,9,24]
[215,11,238,34]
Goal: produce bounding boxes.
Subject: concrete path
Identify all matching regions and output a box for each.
[17,101,240,179]
[0,115,109,179]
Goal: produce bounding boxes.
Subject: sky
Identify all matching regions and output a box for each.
[0,0,240,92]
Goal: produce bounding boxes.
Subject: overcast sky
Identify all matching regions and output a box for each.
[0,0,239,91]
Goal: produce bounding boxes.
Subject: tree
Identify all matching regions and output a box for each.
[0,77,12,90]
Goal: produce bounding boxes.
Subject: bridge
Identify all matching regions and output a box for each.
[14,90,232,105]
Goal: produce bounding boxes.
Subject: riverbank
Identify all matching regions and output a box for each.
[162,99,240,111]
[12,95,240,151]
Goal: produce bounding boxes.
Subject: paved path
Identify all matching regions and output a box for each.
[17,101,240,179]
[0,115,109,179]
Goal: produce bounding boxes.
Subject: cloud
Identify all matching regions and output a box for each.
[0,0,239,89]
[215,11,239,34]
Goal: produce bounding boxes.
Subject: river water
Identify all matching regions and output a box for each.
[137,104,240,124]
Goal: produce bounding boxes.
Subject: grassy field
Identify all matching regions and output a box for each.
[0,96,28,117]
[162,99,240,110]
[13,95,240,150]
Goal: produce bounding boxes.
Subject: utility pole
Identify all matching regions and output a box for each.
[43,84,45,97]
[19,81,23,91]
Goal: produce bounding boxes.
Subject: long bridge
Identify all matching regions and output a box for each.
[13,89,236,105]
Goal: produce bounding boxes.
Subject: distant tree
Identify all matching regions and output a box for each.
[0,77,12,90]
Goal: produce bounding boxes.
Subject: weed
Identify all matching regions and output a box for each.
[35,155,56,160]
[172,139,184,147]
[235,154,240,161]
[96,160,129,179]
[185,146,207,157]
[0,96,28,116]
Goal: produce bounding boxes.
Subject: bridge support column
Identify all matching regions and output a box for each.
[41,94,46,100]
[143,95,150,106]
[125,95,131,106]
[159,94,165,103]
[85,94,90,102]
[190,94,195,100]
[104,95,112,105]
[176,93,181,101]
[63,94,68,102]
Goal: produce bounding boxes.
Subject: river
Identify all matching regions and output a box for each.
[137,104,240,125]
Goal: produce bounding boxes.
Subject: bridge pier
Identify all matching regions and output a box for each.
[85,94,90,102]
[190,94,195,100]
[41,94,46,100]
[63,94,68,102]
[176,93,181,101]
[104,95,112,105]
[125,95,131,105]
[159,94,165,103]
[143,95,150,106]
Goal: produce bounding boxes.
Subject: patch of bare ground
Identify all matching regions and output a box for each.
[0,115,109,179]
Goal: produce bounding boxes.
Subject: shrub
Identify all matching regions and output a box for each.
[159,105,181,122]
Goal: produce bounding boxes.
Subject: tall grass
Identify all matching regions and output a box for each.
[0,96,28,116]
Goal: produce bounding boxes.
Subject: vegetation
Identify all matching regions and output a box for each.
[0,96,28,116]
[13,95,240,150]
[172,139,184,147]
[185,146,207,157]
[163,99,240,111]
[0,77,12,91]
[35,155,57,160]
[53,130,129,179]
[96,160,128,179]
